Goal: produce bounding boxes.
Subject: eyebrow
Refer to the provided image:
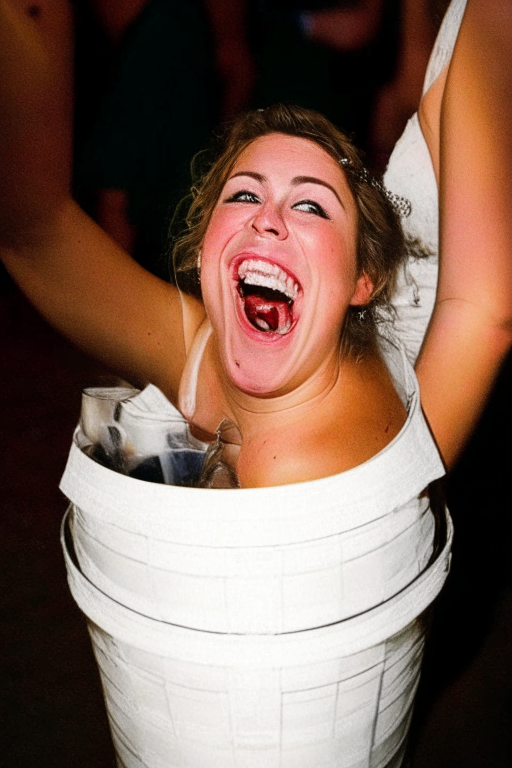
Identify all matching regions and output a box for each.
[229,171,265,183]
[228,171,345,209]
[292,176,344,209]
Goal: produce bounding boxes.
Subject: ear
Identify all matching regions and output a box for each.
[350,272,374,306]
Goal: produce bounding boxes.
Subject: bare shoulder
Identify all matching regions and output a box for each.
[238,354,407,489]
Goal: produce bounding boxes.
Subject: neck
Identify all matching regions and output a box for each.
[211,339,354,433]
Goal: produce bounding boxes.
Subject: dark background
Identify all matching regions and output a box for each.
[1,0,511,765]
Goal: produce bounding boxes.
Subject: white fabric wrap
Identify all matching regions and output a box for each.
[59,336,451,767]
[61,337,445,634]
[61,510,452,768]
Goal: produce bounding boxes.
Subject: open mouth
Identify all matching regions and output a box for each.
[236,259,300,335]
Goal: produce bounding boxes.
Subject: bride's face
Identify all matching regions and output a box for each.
[200,133,372,397]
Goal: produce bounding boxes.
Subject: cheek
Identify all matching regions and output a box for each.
[200,211,236,317]
[316,234,358,293]
[202,203,249,259]
[201,210,226,261]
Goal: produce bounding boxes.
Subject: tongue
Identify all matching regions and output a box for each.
[244,295,291,333]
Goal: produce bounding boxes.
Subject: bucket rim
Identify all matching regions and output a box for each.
[60,409,444,547]
[61,506,452,661]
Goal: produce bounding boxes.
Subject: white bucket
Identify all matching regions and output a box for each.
[62,508,452,768]
[60,336,450,766]
[60,340,444,634]
[63,429,440,633]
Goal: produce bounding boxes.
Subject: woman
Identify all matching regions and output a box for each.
[1,0,511,486]
[2,2,512,766]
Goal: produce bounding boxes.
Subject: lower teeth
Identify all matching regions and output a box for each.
[250,317,291,334]
[276,319,291,335]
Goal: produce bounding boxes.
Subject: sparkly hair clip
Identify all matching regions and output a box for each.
[340,157,411,218]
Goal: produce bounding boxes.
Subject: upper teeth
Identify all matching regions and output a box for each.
[237,259,299,301]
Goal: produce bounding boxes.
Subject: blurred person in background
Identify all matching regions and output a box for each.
[75,0,410,280]
[252,0,390,155]
[74,0,256,279]
[370,0,451,168]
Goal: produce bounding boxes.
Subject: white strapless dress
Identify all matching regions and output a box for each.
[384,0,467,363]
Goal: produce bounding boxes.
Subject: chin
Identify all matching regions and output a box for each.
[221,337,299,398]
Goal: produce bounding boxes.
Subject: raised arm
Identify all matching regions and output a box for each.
[416,0,512,467]
[0,0,204,402]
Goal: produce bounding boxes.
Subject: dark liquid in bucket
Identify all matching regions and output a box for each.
[130,450,206,487]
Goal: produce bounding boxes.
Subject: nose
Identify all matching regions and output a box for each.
[251,201,288,240]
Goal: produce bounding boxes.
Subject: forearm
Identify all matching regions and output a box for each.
[0,0,73,249]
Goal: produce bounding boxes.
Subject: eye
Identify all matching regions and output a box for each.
[225,190,262,204]
[292,200,330,219]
